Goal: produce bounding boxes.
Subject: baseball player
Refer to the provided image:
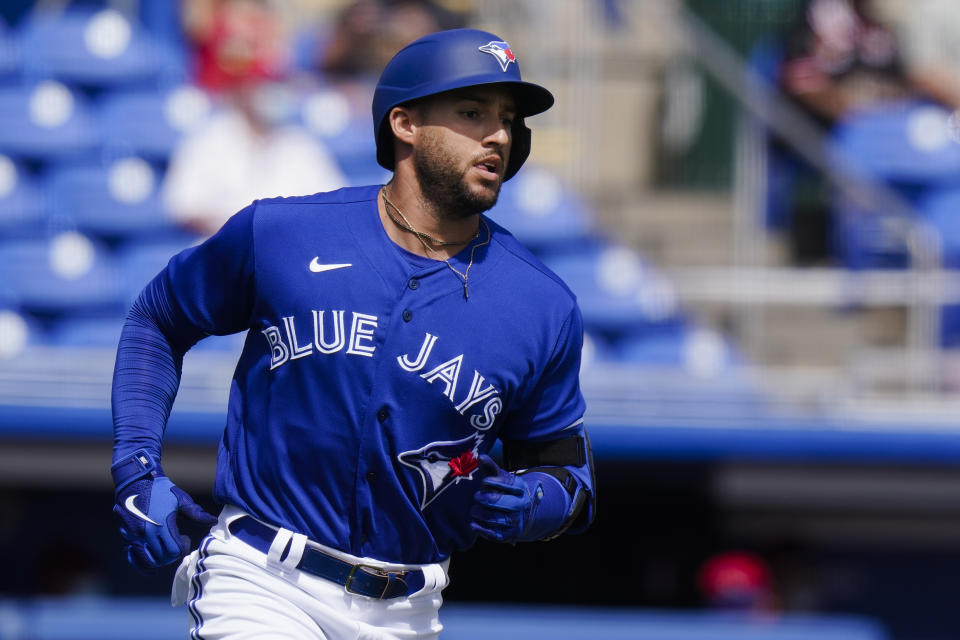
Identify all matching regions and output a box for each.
[111,28,595,639]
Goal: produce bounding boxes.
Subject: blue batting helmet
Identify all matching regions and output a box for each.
[372,28,554,180]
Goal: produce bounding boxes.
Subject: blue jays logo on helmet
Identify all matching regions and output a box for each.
[478,40,517,72]
[399,432,486,509]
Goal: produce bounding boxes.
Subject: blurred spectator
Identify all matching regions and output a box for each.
[315,0,466,80]
[771,0,930,264]
[181,0,289,93]
[896,0,960,113]
[162,0,346,236]
[779,0,916,126]
[697,550,779,615]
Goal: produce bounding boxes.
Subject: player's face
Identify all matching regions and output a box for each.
[412,86,516,218]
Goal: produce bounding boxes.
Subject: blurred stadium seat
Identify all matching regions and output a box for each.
[542,243,683,336]
[916,186,960,346]
[0,307,44,358]
[581,330,616,371]
[829,198,913,270]
[97,84,213,160]
[918,186,960,265]
[0,80,100,160]
[0,231,124,316]
[488,165,596,254]
[299,84,389,186]
[115,235,198,305]
[16,6,185,89]
[0,153,46,236]
[191,330,248,354]
[0,17,20,81]
[828,100,960,269]
[46,313,123,348]
[612,321,740,376]
[44,155,176,240]
[830,101,960,188]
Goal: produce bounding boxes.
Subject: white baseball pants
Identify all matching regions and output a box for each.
[172,506,450,639]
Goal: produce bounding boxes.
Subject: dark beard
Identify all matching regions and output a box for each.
[413,130,502,219]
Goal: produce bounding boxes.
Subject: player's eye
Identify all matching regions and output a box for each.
[501,117,514,128]
[462,109,480,119]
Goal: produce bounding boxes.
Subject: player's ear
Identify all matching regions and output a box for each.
[389,104,419,147]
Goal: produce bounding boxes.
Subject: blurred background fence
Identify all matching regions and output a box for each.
[3,0,960,638]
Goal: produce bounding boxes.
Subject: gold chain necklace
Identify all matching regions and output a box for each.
[381,189,476,247]
[380,187,491,300]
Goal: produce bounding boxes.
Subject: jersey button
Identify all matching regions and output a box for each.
[366,471,377,482]
[402,309,412,322]
[408,278,420,290]
[377,407,389,422]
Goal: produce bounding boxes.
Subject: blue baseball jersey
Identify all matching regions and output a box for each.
[113,184,593,564]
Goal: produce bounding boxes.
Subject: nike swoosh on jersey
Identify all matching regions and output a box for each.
[309,258,353,273]
[124,494,161,526]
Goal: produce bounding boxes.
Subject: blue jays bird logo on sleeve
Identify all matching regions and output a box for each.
[399,432,485,509]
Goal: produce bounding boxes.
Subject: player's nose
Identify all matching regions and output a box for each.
[483,122,511,153]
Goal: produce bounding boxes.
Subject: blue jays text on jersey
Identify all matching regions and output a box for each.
[112,185,595,565]
[264,318,503,429]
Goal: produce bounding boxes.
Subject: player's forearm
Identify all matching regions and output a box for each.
[499,427,596,538]
[111,280,193,463]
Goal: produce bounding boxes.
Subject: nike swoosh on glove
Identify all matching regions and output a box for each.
[470,454,571,544]
[112,449,217,575]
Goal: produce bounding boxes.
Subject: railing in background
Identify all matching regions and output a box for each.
[680,6,948,395]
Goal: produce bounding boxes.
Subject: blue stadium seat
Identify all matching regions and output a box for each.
[0,153,46,237]
[0,81,101,161]
[581,331,617,370]
[489,165,595,254]
[44,156,176,240]
[613,321,740,374]
[0,307,46,357]
[98,84,213,160]
[115,236,199,305]
[830,197,913,270]
[299,84,389,186]
[918,186,960,263]
[0,232,124,315]
[915,186,960,346]
[828,100,960,269]
[17,6,185,89]
[0,18,20,81]
[46,313,124,348]
[542,243,683,335]
[830,100,960,188]
[114,238,248,354]
[191,330,248,353]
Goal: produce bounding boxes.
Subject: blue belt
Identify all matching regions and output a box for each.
[227,516,426,599]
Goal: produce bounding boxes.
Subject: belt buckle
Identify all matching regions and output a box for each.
[345,563,408,599]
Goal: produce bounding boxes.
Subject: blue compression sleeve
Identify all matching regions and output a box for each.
[111,276,204,464]
[111,206,256,465]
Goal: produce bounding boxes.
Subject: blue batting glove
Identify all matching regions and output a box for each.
[111,449,217,575]
[470,454,548,544]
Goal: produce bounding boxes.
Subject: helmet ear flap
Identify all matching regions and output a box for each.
[505,119,531,181]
